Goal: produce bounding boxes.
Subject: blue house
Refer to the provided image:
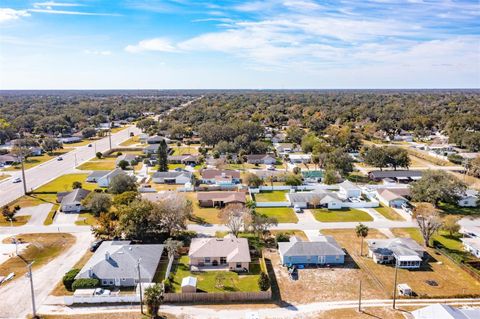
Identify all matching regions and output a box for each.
[278,236,345,267]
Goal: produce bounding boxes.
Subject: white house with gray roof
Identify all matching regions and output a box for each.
[76,241,164,287]
[411,304,480,319]
[152,171,193,184]
[287,191,343,209]
[57,188,91,213]
[278,236,345,266]
[367,237,425,269]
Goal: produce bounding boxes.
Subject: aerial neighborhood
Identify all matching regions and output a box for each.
[0,91,479,319]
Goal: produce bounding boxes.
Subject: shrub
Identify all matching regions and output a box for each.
[72,278,100,291]
[117,151,123,156]
[163,278,173,292]
[14,205,20,211]
[275,233,290,243]
[63,268,80,291]
[96,152,102,159]
[258,272,270,291]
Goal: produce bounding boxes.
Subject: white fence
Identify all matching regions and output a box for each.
[255,201,291,207]
[164,255,175,280]
[65,294,139,305]
[342,200,379,208]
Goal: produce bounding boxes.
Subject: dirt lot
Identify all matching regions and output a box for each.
[264,249,386,304]
[323,229,480,298]
[310,308,406,319]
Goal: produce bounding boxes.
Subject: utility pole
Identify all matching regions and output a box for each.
[137,259,144,314]
[9,218,18,255]
[20,156,27,195]
[392,259,399,309]
[26,262,38,319]
[108,116,112,150]
[358,279,362,312]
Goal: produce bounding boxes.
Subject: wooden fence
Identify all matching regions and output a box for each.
[163,291,272,303]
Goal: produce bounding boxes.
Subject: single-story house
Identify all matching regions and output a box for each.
[188,235,251,271]
[246,154,276,165]
[143,144,161,155]
[367,237,425,269]
[376,188,410,208]
[138,133,149,143]
[289,153,311,164]
[151,171,193,184]
[274,143,300,154]
[115,154,138,167]
[168,154,200,165]
[287,191,343,209]
[197,191,246,207]
[86,170,110,183]
[76,241,164,287]
[338,180,362,198]
[59,136,82,144]
[200,169,241,185]
[411,304,480,319]
[57,188,91,213]
[86,168,125,187]
[301,170,323,183]
[146,136,169,144]
[460,226,480,238]
[29,147,43,156]
[181,276,197,293]
[0,154,20,165]
[271,133,286,144]
[461,238,480,258]
[368,170,423,183]
[278,236,345,266]
[458,189,478,207]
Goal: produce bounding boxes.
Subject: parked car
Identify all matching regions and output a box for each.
[267,165,276,171]
[57,156,63,161]
[294,206,303,213]
[88,144,92,147]
[94,288,111,296]
[90,240,103,252]
[12,177,21,183]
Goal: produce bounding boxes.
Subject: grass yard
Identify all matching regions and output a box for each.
[184,192,222,224]
[323,228,480,298]
[171,146,199,155]
[4,149,71,171]
[77,157,117,171]
[255,207,298,223]
[50,250,94,296]
[75,212,98,226]
[312,208,374,222]
[34,173,95,193]
[391,228,424,244]
[374,205,404,221]
[170,256,261,293]
[43,204,59,225]
[269,229,308,241]
[151,183,182,191]
[438,202,480,216]
[119,135,140,146]
[37,312,177,319]
[0,173,10,181]
[9,193,57,208]
[254,191,287,202]
[0,215,31,226]
[0,233,76,285]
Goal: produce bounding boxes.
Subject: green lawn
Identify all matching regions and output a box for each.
[170,256,261,293]
[184,192,222,224]
[4,149,71,171]
[119,136,140,146]
[438,202,480,216]
[34,173,96,193]
[391,227,423,244]
[432,230,464,251]
[374,205,404,221]
[43,204,59,225]
[171,146,198,155]
[0,174,10,181]
[312,208,374,222]
[75,212,97,226]
[256,207,298,223]
[77,158,116,171]
[254,191,287,202]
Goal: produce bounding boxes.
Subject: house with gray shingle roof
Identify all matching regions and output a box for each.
[57,188,91,213]
[278,236,345,266]
[152,171,193,184]
[76,241,164,287]
[366,237,425,269]
[287,191,343,209]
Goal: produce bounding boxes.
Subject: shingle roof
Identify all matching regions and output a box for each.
[288,191,342,203]
[197,191,246,203]
[76,241,164,282]
[278,236,345,257]
[369,170,423,179]
[189,236,251,263]
[367,237,425,259]
[152,171,193,179]
[377,189,407,202]
[201,169,240,179]
[60,188,91,205]
[87,170,110,179]
[411,304,480,319]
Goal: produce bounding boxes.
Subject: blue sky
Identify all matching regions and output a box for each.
[0,0,479,89]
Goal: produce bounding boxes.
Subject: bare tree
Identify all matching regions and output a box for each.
[164,238,182,259]
[149,193,193,237]
[310,195,321,209]
[218,203,249,236]
[414,203,443,247]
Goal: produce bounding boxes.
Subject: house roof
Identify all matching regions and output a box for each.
[76,241,164,281]
[289,154,311,160]
[0,154,20,162]
[152,171,193,179]
[366,237,425,259]
[461,238,480,251]
[288,191,342,204]
[197,191,246,203]
[376,187,411,198]
[60,188,91,206]
[278,236,345,257]
[116,154,137,164]
[87,170,110,179]
[301,170,323,178]
[338,180,361,191]
[168,155,199,162]
[201,169,240,179]
[377,189,407,202]
[181,276,197,287]
[246,154,275,160]
[189,236,251,263]
[369,170,423,179]
[411,304,480,319]
[100,168,124,180]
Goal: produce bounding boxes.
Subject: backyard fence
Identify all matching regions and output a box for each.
[164,255,175,280]
[162,291,272,303]
[255,202,291,207]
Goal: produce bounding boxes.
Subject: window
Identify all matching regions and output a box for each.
[236,263,242,268]
[205,257,211,263]
[121,278,126,281]
[220,257,227,264]
[335,255,340,260]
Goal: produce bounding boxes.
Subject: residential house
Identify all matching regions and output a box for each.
[287,191,343,209]
[460,226,480,238]
[278,236,345,266]
[301,170,323,183]
[200,169,241,185]
[76,241,164,287]
[59,136,82,144]
[274,143,300,155]
[338,180,362,198]
[146,135,169,144]
[115,154,138,167]
[376,188,410,208]
[197,191,246,207]
[144,144,161,155]
[368,170,423,183]
[461,238,480,258]
[29,146,43,156]
[366,238,425,269]
[152,171,193,184]
[246,154,276,165]
[0,154,20,166]
[168,154,200,165]
[57,188,91,213]
[138,133,149,143]
[289,153,311,164]
[411,304,480,319]
[188,235,251,271]
[86,168,125,187]
[271,133,286,144]
[458,189,478,207]
[86,170,110,183]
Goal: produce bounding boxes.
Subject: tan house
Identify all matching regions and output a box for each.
[188,235,251,272]
[197,191,246,207]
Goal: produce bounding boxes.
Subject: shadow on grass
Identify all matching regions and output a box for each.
[188,215,211,226]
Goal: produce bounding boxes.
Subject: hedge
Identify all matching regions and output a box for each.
[63,268,80,291]
[72,278,100,291]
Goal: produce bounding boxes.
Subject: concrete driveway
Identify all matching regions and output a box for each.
[16,203,53,226]
[54,212,79,226]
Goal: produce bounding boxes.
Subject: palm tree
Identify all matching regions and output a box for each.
[355,223,369,256]
[144,283,163,318]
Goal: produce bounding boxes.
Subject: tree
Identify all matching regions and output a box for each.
[96,152,102,159]
[218,203,249,236]
[63,269,80,291]
[71,181,82,189]
[144,283,163,319]
[113,191,140,207]
[355,223,369,256]
[108,174,137,194]
[41,137,62,153]
[82,193,112,217]
[411,170,466,206]
[81,127,97,139]
[118,159,129,170]
[469,156,480,178]
[249,212,278,239]
[157,139,169,172]
[148,193,192,237]
[285,173,302,186]
[164,238,182,259]
[286,126,304,144]
[319,149,353,176]
[136,118,157,132]
[442,215,461,236]
[323,168,338,185]
[301,132,320,153]
[244,173,263,187]
[258,272,270,291]
[414,203,443,247]
[2,205,16,221]
[91,211,119,239]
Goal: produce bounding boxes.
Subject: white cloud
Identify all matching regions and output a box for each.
[33,2,84,8]
[29,9,120,16]
[125,38,178,53]
[0,8,31,23]
[84,49,112,56]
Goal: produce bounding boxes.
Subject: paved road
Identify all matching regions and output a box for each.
[0,126,140,207]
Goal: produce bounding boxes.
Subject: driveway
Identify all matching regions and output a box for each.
[16,203,53,226]
[54,212,79,226]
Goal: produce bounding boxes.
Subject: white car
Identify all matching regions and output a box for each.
[267,165,276,171]
[93,288,111,296]
[12,177,21,183]
[57,156,63,161]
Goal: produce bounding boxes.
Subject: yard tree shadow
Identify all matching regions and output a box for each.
[188,215,211,226]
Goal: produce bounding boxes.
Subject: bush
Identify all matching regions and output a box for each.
[275,233,290,243]
[14,205,20,211]
[117,151,123,156]
[63,268,80,291]
[258,272,270,291]
[448,154,464,165]
[163,278,173,292]
[72,278,100,291]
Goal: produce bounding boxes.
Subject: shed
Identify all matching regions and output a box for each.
[181,276,197,293]
[397,283,412,296]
